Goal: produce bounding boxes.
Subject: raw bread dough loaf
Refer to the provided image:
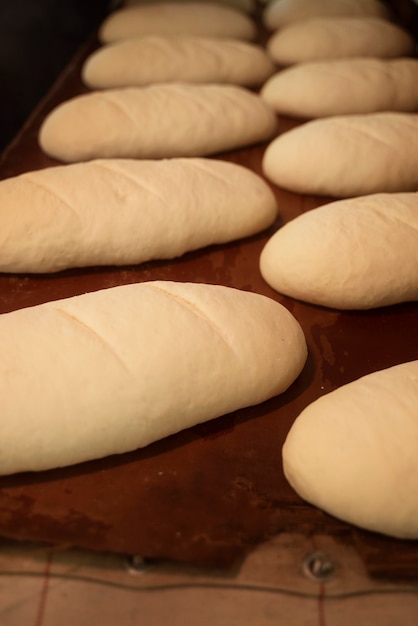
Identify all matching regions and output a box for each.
[259,193,418,309]
[99,2,257,43]
[266,17,415,66]
[39,84,278,162]
[0,158,278,273]
[263,0,390,30]
[0,281,307,475]
[124,0,256,14]
[262,112,418,197]
[82,36,275,89]
[260,57,418,118]
[282,360,418,539]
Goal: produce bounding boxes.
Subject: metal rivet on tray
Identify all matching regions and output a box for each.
[302,551,336,583]
[124,554,149,574]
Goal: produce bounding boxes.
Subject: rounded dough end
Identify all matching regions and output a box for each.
[0,158,279,273]
[260,58,418,118]
[98,2,257,43]
[259,193,418,310]
[283,360,418,539]
[0,281,307,474]
[266,18,415,66]
[39,85,278,162]
[262,113,418,198]
[262,0,390,30]
[82,36,276,90]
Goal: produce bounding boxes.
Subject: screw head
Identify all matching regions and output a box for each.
[124,554,148,574]
[302,550,336,583]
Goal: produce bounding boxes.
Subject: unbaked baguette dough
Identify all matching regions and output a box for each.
[282,360,418,539]
[39,84,278,162]
[99,2,257,43]
[0,158,278,273]
[0,281,307,475]
[259,192,418,309]
[263,0,390,30]
[266,17,415,66]
[262,112,418,197]
[260,57,418,118]
[123,0,256,14]
[82,36,275,89]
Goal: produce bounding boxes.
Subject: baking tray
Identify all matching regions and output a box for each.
[0,27,418,579]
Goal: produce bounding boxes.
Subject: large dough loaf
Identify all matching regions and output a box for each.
[266,17,415,66]
[282,360,418,539]
[0,281,307,475]
[99,2,257,43]
[124,0,256,14]
[261,57,418,118]
[262,112,418,197]
[82,36,275,89]
[0,158,278,273]
[259,193,418,310]
[263,0,390,30]
[39,84,278,163]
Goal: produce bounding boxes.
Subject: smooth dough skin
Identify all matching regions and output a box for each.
[0,281,307,475]
[260,58,418,118]
[124,0,256,13]
[266,17,415,66]
[38,84,278,162]
[282,360,418,539]
[263,0,389,29]
[259,193,418,310]
[0,158,278,273]
[262,112,418,197]
[82,36,276,89]
[98,2,257,43]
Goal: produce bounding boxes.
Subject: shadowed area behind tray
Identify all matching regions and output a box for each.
[0,0,115,151]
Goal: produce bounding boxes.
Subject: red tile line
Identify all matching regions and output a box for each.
[318,583,327,626]
[310,535,327,626]
[34,547,54,626]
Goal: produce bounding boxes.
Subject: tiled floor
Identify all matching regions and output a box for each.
[1,533,418,625]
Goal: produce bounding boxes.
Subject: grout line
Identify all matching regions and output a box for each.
[33,547,54,626]
[318,583,327,626]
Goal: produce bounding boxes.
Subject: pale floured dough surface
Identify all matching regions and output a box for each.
[282,360,418,538]
[82,36,275,89]
[262,112,418,197]
[259,193,418,309]
[39,84,278,162]
[0,281,307,475]
[99,2,257,43]
[263,0,390,30]
[0,158,278,273]
[124,0,256,14]
[267,18,415,66]
[261,58,418,118]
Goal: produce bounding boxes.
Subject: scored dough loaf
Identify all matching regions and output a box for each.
[82,36,276,89]
[282,360,418,539]
[0,158,278,273]
[99,2,257,43]
[260,57,418,118]
[123,0,256,14]
[259,192,418,309]
[266,17,415,66]
[262,112,418,197]
[263,0,390,30]
[39,84,278,163]
[0,281,307,475]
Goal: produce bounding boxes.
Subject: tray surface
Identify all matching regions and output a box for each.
[0,30,418,578]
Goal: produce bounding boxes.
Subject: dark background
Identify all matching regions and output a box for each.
[0,0,115,151]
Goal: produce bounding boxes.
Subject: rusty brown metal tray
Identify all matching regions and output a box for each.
[0,27,418,579]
